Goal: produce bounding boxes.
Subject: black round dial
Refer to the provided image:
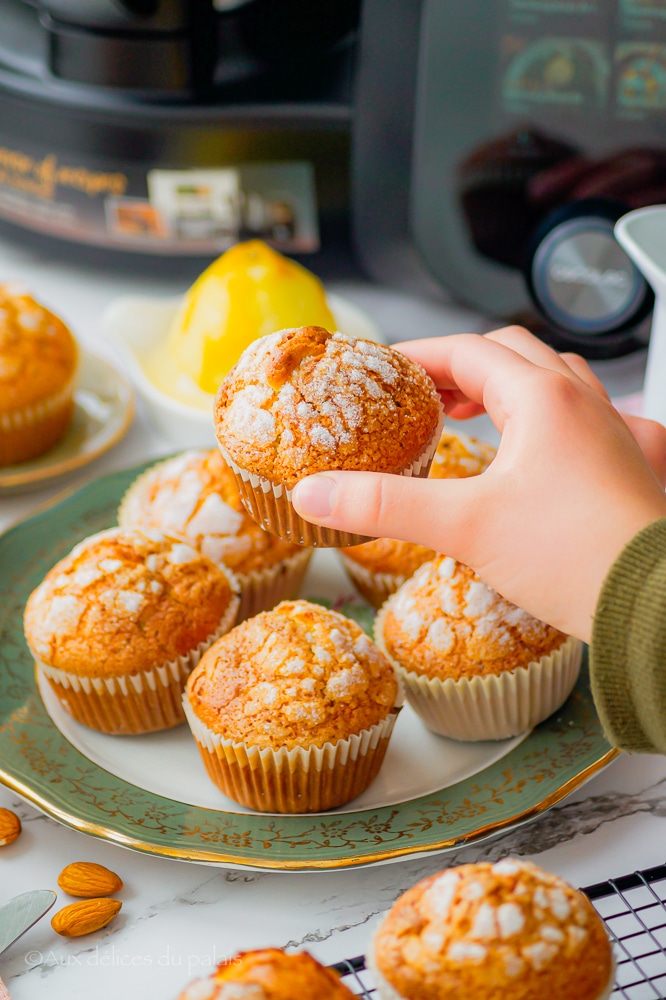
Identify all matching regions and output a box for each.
[524,199,653,353]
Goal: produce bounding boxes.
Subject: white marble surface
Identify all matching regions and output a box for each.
[0,230,664,1000]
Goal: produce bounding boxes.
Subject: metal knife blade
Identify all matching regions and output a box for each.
[0,891,56,958]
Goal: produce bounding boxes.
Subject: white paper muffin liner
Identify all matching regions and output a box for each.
[32,578,240,735]
[374,603,583,741]
[183,695,401,813]
[0,371,77,464]
[366,930,616,1000]
[235,546,313,622]
[337,551,409,609]
[217,403,445,548]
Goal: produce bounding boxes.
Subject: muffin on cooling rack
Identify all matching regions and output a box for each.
[339,429,497,608]
[0,283,78,466]
[176,948,356,1000]
[24,527,239,734]
[367,859,614,1000]
[375,555,581,741]
[118,449,312,622]
[214,325,444,547]
[184,599,402,812]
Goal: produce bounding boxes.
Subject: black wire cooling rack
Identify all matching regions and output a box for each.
[330,863,666,999]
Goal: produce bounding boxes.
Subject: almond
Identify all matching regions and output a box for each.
[51,898,122,938]
[57,861,123,898]
[0,808,21,847]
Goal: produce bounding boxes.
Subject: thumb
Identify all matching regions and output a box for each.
[291,470,483,554]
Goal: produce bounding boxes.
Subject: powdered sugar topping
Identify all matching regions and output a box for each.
[423,871,460,921]
[448,942,486,964]
[25,526,227,665]
[224,385,276,445]
[522,941,558,970]
[493,859,522,876]
[384,555,558,669]
[167,542,201,565]
[219,328,429,458]
[187,493,244,538]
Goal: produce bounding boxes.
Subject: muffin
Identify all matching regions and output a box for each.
[24,527,240,735]
[176,948,355,1000]
[374,556,582,741]
[184,599,402,812]
[340,429,497,608]
[117,450,312,622]
[0,283,78,466]
[367,859,614,1000]
[214,325,444,547]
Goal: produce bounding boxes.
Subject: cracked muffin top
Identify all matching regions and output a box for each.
[24,527,239,676]
[213,326,442,489]
[371,860,613,1000]
[177,948,356,1000]
[0,283,78,413]
[118,450,302,575]
[378,556,566,681]
[185,599,400,749]
[343,430,497,575]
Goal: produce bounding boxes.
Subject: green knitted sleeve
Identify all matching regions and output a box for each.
[590,518,666,754]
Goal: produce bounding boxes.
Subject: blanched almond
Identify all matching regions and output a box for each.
[51,898,122,937]
[57,861,123,898]
[0,808,21,847]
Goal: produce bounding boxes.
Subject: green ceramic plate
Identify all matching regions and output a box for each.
[0,462,617,870]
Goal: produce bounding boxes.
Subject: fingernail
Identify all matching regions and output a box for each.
[293,475,336,519]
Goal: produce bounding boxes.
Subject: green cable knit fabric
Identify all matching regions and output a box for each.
[590,518,666,754]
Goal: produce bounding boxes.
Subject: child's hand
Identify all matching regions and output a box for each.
[292,327,666,641]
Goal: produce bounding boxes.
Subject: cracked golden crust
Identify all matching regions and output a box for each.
[373,861,612,1000]
[118,450,302,574]
[214,327,442,489]
[186,599,399,749]
[178,949,356,1000]
[24,528,237,677]
[381,557,566,681]
[0,285,78,412]
[343,431,496,576]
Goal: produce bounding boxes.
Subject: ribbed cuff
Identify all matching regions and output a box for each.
[590,518,666,754]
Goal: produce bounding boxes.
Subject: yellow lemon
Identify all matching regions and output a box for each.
[165,240,335,394]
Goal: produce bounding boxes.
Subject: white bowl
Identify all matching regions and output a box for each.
[102,293,384,449]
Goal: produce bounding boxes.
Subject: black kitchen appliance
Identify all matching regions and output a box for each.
[354,0,666,357]
[0,0,359,263]
[2,1,666,356]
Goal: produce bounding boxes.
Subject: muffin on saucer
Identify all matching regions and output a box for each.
[214,325,444,547]
[184,599,402,812]
[24,527,240,734]
[0,283,78,466]
[117,449,312,622]
[367,859,614,1000]
[375,556,581,741]
[339,429,496,608]
[177,948,356,1000]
